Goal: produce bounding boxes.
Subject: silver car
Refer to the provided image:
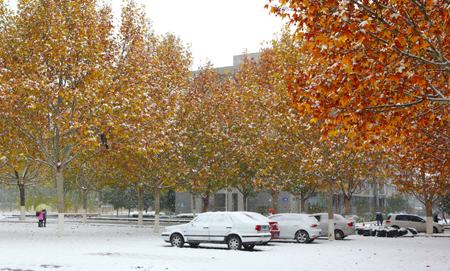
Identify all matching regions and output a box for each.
[312,213,356,240]
[385,214,444,233]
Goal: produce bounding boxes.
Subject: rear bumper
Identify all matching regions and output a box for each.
[241,234,272,244]
[271,230,281,239]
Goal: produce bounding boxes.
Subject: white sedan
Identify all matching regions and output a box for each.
[268,213,321,243]
[162,212,272,250]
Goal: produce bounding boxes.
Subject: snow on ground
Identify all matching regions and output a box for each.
[0,218,449,271]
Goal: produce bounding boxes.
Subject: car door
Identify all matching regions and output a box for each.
[280,215,302,239]
[209,213,234,242]
[185,213,211,242]
[409,215,426,232]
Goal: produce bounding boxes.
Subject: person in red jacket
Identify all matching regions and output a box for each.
[37,210,44,227]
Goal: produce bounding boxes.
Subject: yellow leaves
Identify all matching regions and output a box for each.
[338,35,348,42]
[305,103,311,113]
[328,130,339,137]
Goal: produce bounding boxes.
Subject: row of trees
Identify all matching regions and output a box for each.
[0,0,449,239]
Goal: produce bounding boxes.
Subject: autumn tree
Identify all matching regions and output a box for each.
[266,1,450,206]
[176,63,233,212]
[0,0,160,236]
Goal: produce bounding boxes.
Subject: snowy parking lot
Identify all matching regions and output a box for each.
[0,218,449,271]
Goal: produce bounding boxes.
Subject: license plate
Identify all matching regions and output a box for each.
[262,226,269,231]
[273,233,278,237]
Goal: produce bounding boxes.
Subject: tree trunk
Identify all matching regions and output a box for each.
[243,194,248,211]
[327,182,335,241]
[425,196,433,235]
[192,193,196,217]
[98,188,103,217]
[82,188,88,223]
[137,185,143,227]
[31,185,36,212]
[18,181,26,221]
[56,168,65,237]
[202,194,210,213]
[344,194,351,218]
[271,191,279,214]
[154,187,161,233]
[300,197,307,213]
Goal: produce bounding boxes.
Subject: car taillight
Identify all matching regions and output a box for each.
[386,220,390,223]
[348,222,354,227]
[255,225,261,231]
[269,222,279,230]
[310,224,318,228]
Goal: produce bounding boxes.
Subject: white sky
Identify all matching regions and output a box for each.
[5,0,287,70]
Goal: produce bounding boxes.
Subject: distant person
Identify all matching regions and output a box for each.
[37,210,44,227]
[43,209,47,227]
[376,213,383,226]
[433,213,439,223]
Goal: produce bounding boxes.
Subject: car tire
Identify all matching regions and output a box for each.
[391,225,399,229]
[227,235,242,250]
[243,244,255,250]
[433,227,438,233]
[188,243,199,248]
[170,233,184,248]
[295,230,309,244]
[335,230,345,240]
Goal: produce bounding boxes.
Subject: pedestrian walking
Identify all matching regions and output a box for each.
[375,212,383,226]
[37,210,44,227]
[43,209,47,227]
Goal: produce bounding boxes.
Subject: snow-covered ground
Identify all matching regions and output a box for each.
[1,215,449,271]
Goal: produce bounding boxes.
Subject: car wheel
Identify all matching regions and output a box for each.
[391,225,399,229]
[170,233,184,248]
[335,230,345,240]
[188,243,199,248]
[243,244,255,250]
[227,235,242,250]
[295,230,309,244]
[433,227,438,233]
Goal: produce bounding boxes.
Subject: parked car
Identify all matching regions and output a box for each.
[131,211,165,218]
[268,213,321,243]
[239,211,280,240]
[175,213,197,218]
[162,212,272,250]
[385,214,444,233]
[312,213,356,240]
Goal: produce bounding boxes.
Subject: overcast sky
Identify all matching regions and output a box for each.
[5,0,287,70]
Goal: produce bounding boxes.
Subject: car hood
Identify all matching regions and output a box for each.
[164,223,189,232]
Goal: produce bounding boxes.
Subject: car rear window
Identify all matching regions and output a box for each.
[231,213,262,224]
[242,212,270,222]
